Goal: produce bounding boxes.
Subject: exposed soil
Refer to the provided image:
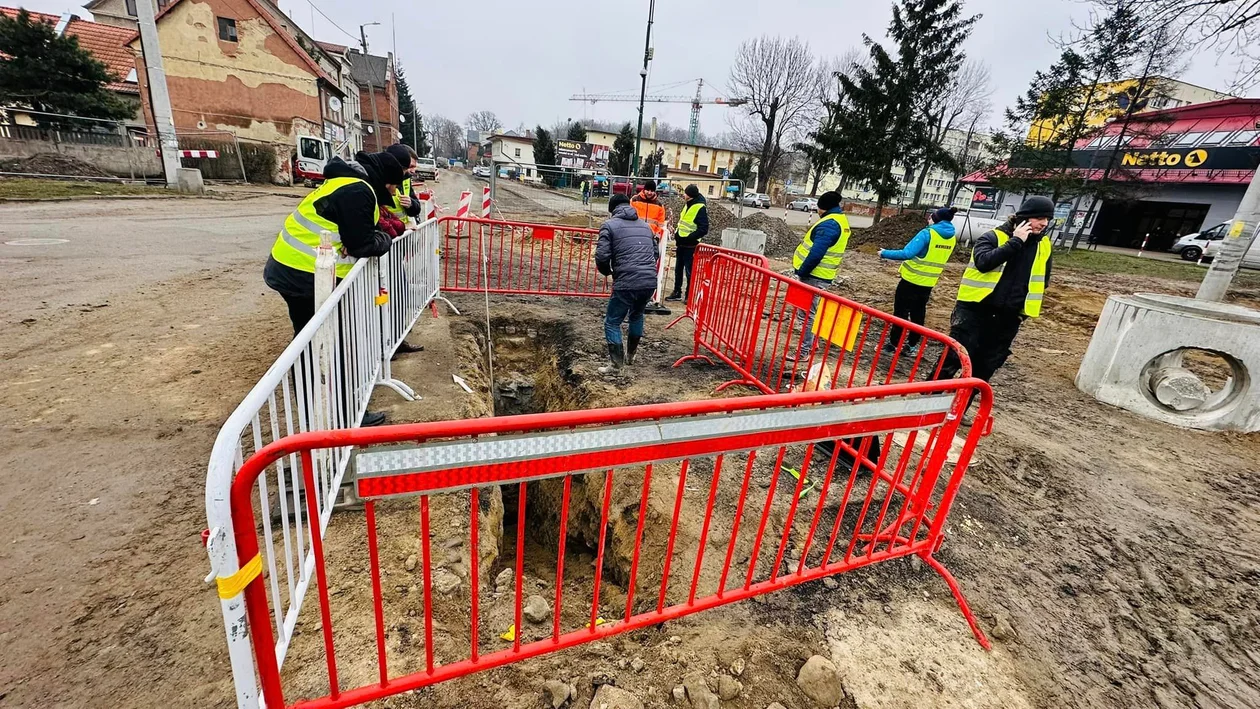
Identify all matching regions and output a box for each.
[3,187,1259,709]
[0,152,116,178]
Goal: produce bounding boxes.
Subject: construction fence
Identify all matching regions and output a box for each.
[205,213,993,708]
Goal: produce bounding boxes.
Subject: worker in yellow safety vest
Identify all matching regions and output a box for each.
[877,206,959,352]
[666,184,709,302]
[385,144,423,222]
[787,191,851,361]
[939,195,1055,423]
[263,150,405,427]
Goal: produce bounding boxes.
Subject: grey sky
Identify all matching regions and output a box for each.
[20,0,1248,134]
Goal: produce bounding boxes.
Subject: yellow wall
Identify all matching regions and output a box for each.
[1026,78,1231,146]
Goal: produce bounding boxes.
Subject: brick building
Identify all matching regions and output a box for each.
[347,48,398,152]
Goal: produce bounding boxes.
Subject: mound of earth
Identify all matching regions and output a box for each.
[661,193,803,258]
[0,152,114,179]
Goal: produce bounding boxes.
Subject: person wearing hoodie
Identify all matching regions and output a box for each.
[939,195,1055,422]
[666,184,709,302]
[595,194,660,373]
[384,143,423,221]
[263,150,404,426]
[788,191,851,361]
[877,206,959,351]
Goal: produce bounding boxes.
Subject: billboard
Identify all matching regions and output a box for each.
[970,186,1000,211]
[557,140,610,170]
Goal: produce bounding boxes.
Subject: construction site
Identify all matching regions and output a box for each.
[2,161,1259,709]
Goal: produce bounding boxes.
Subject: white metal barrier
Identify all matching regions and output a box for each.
[205,218,447,708]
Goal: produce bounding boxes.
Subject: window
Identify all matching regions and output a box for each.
[697,164,708,173]
[514,147,520,157]
[681,162,690,171]
[299,137,324,161]
[125,0,137,16]
[1173,132,1205,147]
[1150,133,1179,147]
[1199,131,1233,146]
[1227,130,1259,146]
[707,185,714,195]
[217,17,238,42]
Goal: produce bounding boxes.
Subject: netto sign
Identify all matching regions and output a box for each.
[1120,148,1210,168]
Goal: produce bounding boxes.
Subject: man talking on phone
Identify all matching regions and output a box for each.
[939,195,1055,423]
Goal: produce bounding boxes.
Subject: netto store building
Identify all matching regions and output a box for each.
[963,99,1260,251]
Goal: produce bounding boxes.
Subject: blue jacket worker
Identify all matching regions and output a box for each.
[788,191,851,361]
[595,194,661,373]
[666,184,710,302]
[877,206,959,351]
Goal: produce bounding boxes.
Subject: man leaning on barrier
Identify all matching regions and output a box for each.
[263,149,406,426]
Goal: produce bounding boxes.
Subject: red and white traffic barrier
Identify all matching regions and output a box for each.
[481,186,491,218]
[179,150,218,158]
[456,190,472,235]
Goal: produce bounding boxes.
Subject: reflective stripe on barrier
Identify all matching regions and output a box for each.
[439,216,612,298]
[229,382,992,709]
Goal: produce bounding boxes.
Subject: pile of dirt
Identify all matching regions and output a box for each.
[0,152,114,179]
[661,194,803,257]
[847,212,928,254]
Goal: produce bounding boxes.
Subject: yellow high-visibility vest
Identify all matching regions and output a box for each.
[956,229,1052,317]
[676,202,705,239]
[270,176,377,278]
[899,227,956,287]
[386,177,411,219]
[792,213,851,281]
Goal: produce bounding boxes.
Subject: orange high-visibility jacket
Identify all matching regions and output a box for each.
[630,192,667,238]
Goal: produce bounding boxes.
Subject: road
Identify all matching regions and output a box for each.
[0,170,475,708]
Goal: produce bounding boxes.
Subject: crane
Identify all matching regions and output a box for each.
[570,79,748,145]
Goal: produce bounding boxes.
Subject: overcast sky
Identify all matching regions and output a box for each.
[23,0,1249,135]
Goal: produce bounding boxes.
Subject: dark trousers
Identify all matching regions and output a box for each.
[280,291,317,336]
[671,246,696,296]
[604,287,655,345]
[939,301,1025,382]
[888,279,933,348]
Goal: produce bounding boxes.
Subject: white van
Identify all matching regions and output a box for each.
[1170,223,1260,268]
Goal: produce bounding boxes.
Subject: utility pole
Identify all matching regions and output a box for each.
[631,0,655,177]
[1196,166,1260,301]
[360,23,382,152]
[135,0,179,187]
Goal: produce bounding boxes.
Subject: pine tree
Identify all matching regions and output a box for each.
[0,9,134,123]
[609,123,635,175]
[395,68,429,155]
[566,121,587,142]
[640,148,666,178]
[533,125,556,166]
[730,156,754,195]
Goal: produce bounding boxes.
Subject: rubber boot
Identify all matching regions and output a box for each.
[598,342,625,375]
[626,335,642,365]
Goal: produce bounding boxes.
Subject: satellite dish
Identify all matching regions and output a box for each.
[399,114,407,123]
[328,96,342,112]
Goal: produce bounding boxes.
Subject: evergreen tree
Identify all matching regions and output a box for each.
[0,9,134,123]
[730,156,754,195]
[566,121,587,142]
[815,0,979,222]
[640,148,666,178]
[609,123,635,175]
[533,125,557,165]
[395,68,429,155]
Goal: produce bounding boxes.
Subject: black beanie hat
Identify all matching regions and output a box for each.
[1016,195,1056,219]
[817,191,841,212]
[385,143,416,169]
[932,206,958,223]
[609,194,631,212]
[684,184,701,200]
[357,150,405,186]
[640,179,657,191]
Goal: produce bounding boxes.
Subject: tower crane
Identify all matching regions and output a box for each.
[570,79,748,145]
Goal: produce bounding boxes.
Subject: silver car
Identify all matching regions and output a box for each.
[740,192,771,208]
[787,198,818,212]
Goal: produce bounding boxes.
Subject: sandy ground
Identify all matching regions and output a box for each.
[1,181,1258,709]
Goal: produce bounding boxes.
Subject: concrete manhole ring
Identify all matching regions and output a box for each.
[5,238,69,246]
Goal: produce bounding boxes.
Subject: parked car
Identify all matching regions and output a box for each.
[472,164,491,179]
[787,198,818,212]
[741,192,771,209]
[1171,223,1228,261]
[414,156,439,180]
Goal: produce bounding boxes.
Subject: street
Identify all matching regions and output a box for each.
[0,171,476,708]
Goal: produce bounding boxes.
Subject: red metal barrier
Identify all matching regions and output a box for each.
[230,381,991,708]
[439,216,611,298]
[675,255,971,394]
[665,244,769,330]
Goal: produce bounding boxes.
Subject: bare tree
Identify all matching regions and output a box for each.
[1098,0,1259,88]
[426,115,464,159]
[466,110,503,133]
[727,36,822,192]
[908,60,994,205]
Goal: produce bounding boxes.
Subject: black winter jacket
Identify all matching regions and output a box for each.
[264,157,394,297]
[970,218,1053,313]
[673,195,709,248]
[596,204,660,292]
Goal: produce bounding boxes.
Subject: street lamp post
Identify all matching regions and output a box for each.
[631,0,655,178]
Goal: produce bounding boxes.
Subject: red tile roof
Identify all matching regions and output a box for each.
[317,41,347,55]
[0,7,138,94]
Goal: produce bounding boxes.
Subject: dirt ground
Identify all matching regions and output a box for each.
[2,190,1259,709]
